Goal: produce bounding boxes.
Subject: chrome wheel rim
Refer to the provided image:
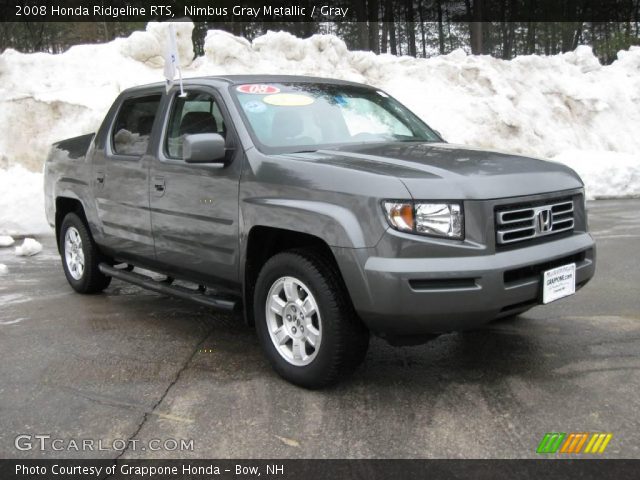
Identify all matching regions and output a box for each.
[265,276,322,367]
[64,227,85,280]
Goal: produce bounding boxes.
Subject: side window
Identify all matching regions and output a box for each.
[165,92,226,159]
[111,95,161,156]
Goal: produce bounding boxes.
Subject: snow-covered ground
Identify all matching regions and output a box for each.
[0,22,639,235]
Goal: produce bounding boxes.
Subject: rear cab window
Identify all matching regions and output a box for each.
[111,94,161,156]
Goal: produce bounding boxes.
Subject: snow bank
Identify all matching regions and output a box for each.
[552,150,640,199]
[14,238,43,256]
[122,22,194,68]
[0,235,14,247]
[0,166,49,235]
[0,22,194,172]
[0,264,8,276]
[0,23,639,234]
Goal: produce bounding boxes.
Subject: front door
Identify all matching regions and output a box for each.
[149,88,242,288]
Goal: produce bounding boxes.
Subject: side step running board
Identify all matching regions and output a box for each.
[98,263,238,313]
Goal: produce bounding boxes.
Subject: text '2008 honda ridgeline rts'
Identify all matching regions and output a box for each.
[44,75,595,388]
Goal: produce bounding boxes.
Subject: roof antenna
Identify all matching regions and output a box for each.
[164,24,186,97]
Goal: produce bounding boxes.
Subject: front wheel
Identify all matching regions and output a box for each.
[59,212,111,293]
[254,250,369,389]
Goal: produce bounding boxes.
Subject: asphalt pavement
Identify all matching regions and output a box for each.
[1,200,639,459]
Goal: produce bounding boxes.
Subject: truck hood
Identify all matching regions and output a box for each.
[289,142,583,200]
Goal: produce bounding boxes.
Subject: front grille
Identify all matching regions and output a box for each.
[496,198,574,245]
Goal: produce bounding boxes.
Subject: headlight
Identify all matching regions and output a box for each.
[383,201,464,239]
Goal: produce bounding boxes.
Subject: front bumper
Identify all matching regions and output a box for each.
[335,232,595,337]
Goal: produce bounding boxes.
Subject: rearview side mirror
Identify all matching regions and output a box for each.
[183,133,227,164]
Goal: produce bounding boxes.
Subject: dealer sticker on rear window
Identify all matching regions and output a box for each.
[542,263,576,304]
[236,84,280,95]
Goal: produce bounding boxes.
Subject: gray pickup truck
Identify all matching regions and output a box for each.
[44,75,595,388]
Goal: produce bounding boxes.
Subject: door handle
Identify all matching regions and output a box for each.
[153,177,166,196]
[96,172,105,188]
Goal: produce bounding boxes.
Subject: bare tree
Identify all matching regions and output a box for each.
[437,0,446,54]
[368,0,380,53]
[384,0,398,55]
[405,0,417,56]
[468,0,484,54]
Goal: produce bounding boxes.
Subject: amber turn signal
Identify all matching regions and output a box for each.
[383,202,415,232]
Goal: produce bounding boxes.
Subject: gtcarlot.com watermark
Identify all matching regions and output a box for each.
[15,434,194,452]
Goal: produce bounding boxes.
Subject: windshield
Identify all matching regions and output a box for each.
[231,82,441,154]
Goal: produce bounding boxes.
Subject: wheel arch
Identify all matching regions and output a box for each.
[242,226,349,326]
[55,197,88,252]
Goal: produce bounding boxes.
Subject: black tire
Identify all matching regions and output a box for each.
[59,212,111,293]
[253,249,369,389]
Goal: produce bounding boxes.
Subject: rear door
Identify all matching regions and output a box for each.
[91,92,161,263]
[148,87,242,288]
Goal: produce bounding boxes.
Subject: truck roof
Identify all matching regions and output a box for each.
[122,75,374,94]
[204,75,371,87]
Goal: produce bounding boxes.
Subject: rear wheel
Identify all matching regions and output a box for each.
[254,250,369,389]
[59,212,111,293]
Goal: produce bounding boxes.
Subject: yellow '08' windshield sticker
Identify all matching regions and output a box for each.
[263,93,315,106]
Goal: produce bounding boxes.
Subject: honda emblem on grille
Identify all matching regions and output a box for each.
[536,207,553,233]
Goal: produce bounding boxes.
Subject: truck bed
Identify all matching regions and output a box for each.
[43,133,95,229]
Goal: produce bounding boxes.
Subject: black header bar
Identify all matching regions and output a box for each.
[1,0,638,22]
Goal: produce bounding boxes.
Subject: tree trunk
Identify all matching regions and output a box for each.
[385,0,398,55]
[604,21,611,63]
[437,0,446,54]
[418,0,427,57]
[500,0,517,59]
[527,22,537,54]
[500,0,507,58]
[381,21,388,53]
[571,22,583,50]
[405,0,417,56]
[470,23,483,54]
[543,22,550,55]
[354,0,369,50]
[390,22,398,55]
[447,18,455,51]
[368,0,380,53]
[469,0,484,54]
